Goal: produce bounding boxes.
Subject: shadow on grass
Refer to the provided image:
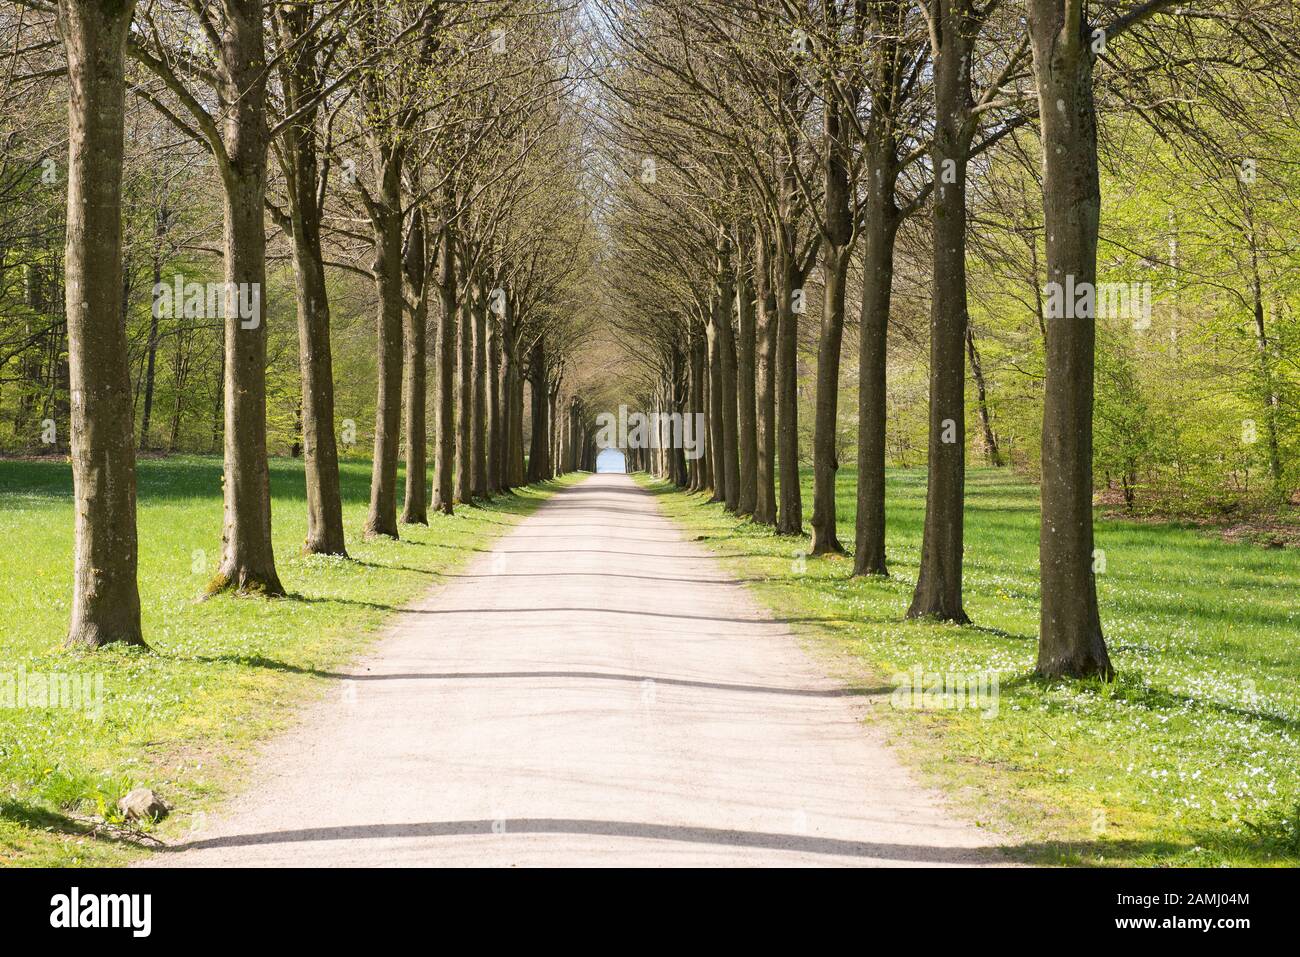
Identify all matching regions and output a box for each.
[1022,828,1300,866]
[194,654,339,678]
[279,591,404,610]
[397,540,494,554]
[1108,680,1300,736]
[0,799,90,834]
[344,561,440,577]
[0,799,149,849]
[964,623,1037,643]
[986,670,1300,735]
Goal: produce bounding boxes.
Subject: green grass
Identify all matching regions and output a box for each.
[0,454,579,866]
[639,466,1300,867]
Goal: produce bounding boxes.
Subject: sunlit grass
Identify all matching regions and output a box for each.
[0,454,577,866]
[641,466,1300,866]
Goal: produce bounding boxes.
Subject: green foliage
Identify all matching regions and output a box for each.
[958,112,1299,516]
[1094,322,1161,507]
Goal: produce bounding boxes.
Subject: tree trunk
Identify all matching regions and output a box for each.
[734,240,758,514]
[279,15,347,554]
[501,296,523,490]
[140,209,164,450]
[550,388,560,476]
[455,297,473,501]
[211,0,283,595]
[401,213,428,525]
[15,265,42,440]
[472,287,488,497]
[853,153,898,577]
[168,329,191,451]
[526,341,550,482]
[483,306,496,494]
[809,245,850,554]
[1248,232,1283,488]
[706,312,726,503]
[211,341,223,452]
[287,193,348,554]
[689,330,707,492]
[547,378,561,479]
[487,308,502,492]
[967,325,1001,466]
[59,0,144,648]
[365,146,404,539]
[909,5,972,622]
[670,349,688,486]
[431,226,456,514]
[556,392,566,475]
[715,251,740,511]
[1027,2,1112,679]
[752,232,777,524]
[565,396,578,472]
[508,332,526,486]
[774,240,803,535]
[809,74,857,556]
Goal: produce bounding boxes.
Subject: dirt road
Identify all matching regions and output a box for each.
[152,473,1005,867]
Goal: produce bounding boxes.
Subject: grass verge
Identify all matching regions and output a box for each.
[638,466,1300,867]
[0,454,580,866]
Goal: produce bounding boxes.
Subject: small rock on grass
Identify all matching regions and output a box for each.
[118,788,169,822]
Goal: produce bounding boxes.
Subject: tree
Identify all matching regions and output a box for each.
[339,0,444,538]
[852,0,922,576]
[271,0,348,555]
[907,1,1026,620]
[800,0,868,557]
[131,0,285,595]
[1023,0,1176,678]
[58,0,144,648]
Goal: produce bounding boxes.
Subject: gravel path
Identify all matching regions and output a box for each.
[150,473,1006,867]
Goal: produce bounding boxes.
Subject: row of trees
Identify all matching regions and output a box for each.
[5,0,1296,677]
[590,0,1295,679]
[16,0,597,649]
